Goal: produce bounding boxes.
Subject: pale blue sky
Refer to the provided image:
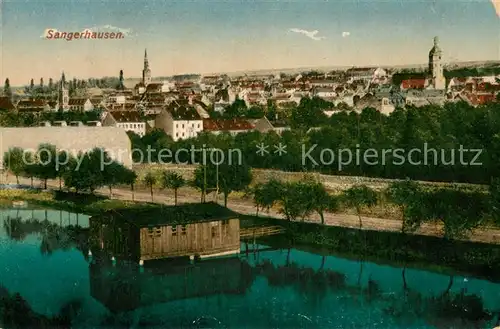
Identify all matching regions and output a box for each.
[1,0,499,85]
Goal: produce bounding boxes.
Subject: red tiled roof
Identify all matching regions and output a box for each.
[203,118,255,131]
[401,79,426,89]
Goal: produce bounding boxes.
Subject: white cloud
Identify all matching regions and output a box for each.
[342,31,351,38]
[289,28,325,41]
[94,24,133,36]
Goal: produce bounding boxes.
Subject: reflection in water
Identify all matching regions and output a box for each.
[1,207,500,328]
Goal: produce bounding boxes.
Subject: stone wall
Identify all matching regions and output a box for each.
[133,163,486,191]
[0,127,132,168]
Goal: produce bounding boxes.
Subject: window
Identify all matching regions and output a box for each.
[171,225,177,236]
[147,227,154,237]
[154,227,162,238]
[181,224,187,235]
[197,124,200,129]
[176,124,178,128]
[176,132,179,137]
[182,124,185,128]
[211,226,217,238]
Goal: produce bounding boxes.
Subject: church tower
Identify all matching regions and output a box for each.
[428,36,445,90]
[142,49,152,86]
[58,71,69,111]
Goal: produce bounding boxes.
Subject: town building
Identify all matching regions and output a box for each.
[155,101,203,141]
[203,118,256,136]
[101,111,147,137]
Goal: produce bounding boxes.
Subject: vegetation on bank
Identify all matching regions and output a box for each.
[127,101,500,185]
[251,216,500,283]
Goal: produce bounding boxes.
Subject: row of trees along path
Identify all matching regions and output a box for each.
[4,145,500,243]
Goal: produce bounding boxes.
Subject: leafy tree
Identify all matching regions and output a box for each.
[63,148,108,193]
[143,171,156,202]
[342,185,378,229]
[122,170,138,201]
[3,148,26,184]
[278,181,314,221]
[160,170,185,205]
[489,177,500,225]
[193,160,252,207]
[246,106,265,119]
[32,144,58,189]
[386,179,424,233]
[223,98,247,118]
[29,79,34,90]
[218,162,252,207]
[253,178,283,216]
[55,150,72,190]
[304,180,339,225]
[425,188,488,240]
[103,161,135,198]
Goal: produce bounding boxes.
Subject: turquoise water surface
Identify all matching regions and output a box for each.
[1,209,499,328]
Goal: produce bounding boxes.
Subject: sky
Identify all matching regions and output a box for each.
[1,0,499,85]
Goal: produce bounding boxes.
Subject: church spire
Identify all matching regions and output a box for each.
[144,49,149,69]
[142,49,151,86]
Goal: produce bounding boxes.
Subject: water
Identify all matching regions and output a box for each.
[0,208,499,328]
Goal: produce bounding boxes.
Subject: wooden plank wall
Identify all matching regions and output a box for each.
[139,218,240,260]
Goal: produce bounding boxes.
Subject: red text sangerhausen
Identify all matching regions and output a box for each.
[44,29,125,41]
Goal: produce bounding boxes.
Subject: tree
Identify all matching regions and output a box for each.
[30,79,34,90]
[490,177,500,226]
[342,185,378,229]
[304,180,339,225]
[122,170,137,201]
[160,171,185,205]
[40,78,44,88]
[3,78,12,98]
[48,78,54,90]
[253,179,283,216]
[425,188,487,240]
[63,148,108,193]
[55,150,72,190]
[3,148,26,184]
[103,161,135,198]
[386,179,424,233]
[193,160,252,207]
[143,172,156,202]
[32,144,58,189]
[279,181,315,221]
[218,162,253,207]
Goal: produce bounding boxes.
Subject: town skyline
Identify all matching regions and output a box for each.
[2,0,500,85]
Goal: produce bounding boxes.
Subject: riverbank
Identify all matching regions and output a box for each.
[2,177,500,245]
[4,189,500,282]
[244,215,500,283]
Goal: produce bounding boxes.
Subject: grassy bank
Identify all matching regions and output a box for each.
[0,189,161,216]
[242,215,500,283]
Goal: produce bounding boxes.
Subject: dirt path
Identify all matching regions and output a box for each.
[4,175,500,245]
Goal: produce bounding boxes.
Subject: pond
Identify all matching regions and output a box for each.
[0,208,499,328]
